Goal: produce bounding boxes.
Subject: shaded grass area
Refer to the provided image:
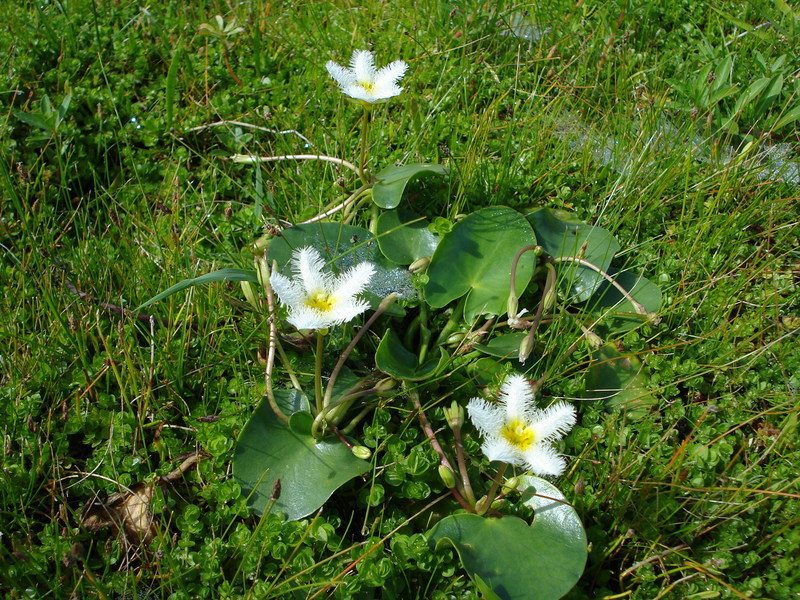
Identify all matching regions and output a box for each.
[1,1,798,599]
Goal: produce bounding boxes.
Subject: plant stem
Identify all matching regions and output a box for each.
[408,385,474,512]
[263,259,289,424]
[358,108,372,184]
[452,423,477,505]
[314,330,325,415]
[231,153,360,174]
[479,463,508,515]
[551,256,649,315]
[519,261,557,362]
[323,294,398,408]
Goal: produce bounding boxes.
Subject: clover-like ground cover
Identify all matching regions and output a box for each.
[1,1,798,599]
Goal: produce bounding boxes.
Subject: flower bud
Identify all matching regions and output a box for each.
[408,256,431,274]
[506,293,519,323]
[374,377,397,394]
[351,446,372,460]
[438,464,456,489]
[583,330,603,349]
[542,284,557,313]
[501,476,520,495]
[241,281,261,309]
[475,495,491,515]
[490,498,507,511]
[443,400,464,430]
[446,332,465,346]
[518,332,535,363]
[255,256,271,290]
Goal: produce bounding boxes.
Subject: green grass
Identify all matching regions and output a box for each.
[2,0,799,599]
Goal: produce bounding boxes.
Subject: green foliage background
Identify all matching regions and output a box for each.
[1,0,798,598]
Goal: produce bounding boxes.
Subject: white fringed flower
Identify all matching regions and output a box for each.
[270,246,375,330]
[325,50,408,103]
[467,374,577,477]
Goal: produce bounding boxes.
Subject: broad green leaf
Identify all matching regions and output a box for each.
[233,391,370,520]
[528,208,620,303]
[375,329,447,380]
[268,222,377,270]
[585,269,661,334]
[136,268,258,310]
[425,206,537,322]
[584,343,656,419]
[428,476,586,600]
[372,163,449,209]
[375,209,438,265]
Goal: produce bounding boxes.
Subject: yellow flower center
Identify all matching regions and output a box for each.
[359,80,375,93]
[500,418,535,451]
[305,292,335,312]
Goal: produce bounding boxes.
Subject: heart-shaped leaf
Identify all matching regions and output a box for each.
[375,209,438,265]
[372,163,449,209]
[233,391,370,520]
[428,476,586,600]
[584,343,656,419]
[375,329,447,380]
[424,206,537,322]
[528,208,620,303]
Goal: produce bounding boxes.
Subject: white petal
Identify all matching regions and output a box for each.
[286,305,332,331]
[350,50,376,84]
[467,398,504,437]
[325,297,371,325]
[269,271,305,308]
[532,401,576,442]
[294,246,331,295]
[375,60,407,87]
[499,374,534,420]
[326,60,356,88]
[482,436,522,465]
[522,444,567,477]
[369,81,402,101]
[332,262,375,301]
[339,84,371,102]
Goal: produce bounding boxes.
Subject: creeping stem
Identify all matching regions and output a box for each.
[231,153,360,175]
[262,258,289,424]
[550,256,649,315]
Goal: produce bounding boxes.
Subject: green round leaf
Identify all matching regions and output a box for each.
[375,329,447,381]
[233,391,370,520]
[528,208,621,303]
[424,206,537,322]
[372,163,449,209]
[376,209,438,265]
[428,476,586,600]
